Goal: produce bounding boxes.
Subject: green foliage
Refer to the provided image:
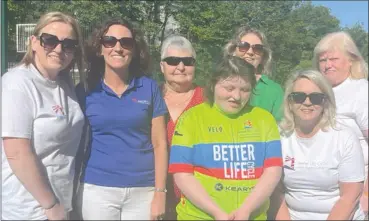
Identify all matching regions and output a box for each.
[6,0,368,88]
[343,23,369,63]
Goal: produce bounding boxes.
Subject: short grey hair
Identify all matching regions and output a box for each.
[280,69,337,136]
[313,31,368,79]
[223,25,272,75]
[160,35,196,60]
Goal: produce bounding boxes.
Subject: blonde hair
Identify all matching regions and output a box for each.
[313,31,368,79]
[223,25,272,75]
[20,11,85,86]
[280,69,336,135]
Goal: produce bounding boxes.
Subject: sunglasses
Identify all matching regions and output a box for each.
[289,92,326,105]
[162,57,196,66]
[100,36,135,49]
[38,33,78,53]
[237,41,264,55]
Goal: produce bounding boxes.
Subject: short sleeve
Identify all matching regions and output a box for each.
[263,113,283,168]
[2,83,34,139]
[168,112,195,173]
[338,131,365,182]
[271,84,284,122]
[151,80,168,118]
[353,82,368,131]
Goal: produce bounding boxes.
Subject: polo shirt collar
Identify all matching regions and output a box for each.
[99,76,143,95]
[258,75,270,85]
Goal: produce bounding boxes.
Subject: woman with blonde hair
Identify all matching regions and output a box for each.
[313,31,368,215]
[224,25,284,121]
[2,11,85,220]
[273,70,365,220]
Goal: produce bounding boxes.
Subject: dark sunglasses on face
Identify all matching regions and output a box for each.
[162,56,196,66]
[237,41,264,55]
[38,33,78,53]
[289,92,326,105]
[100,36,135,49]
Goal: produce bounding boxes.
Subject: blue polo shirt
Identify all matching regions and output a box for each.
[82,76,167,187]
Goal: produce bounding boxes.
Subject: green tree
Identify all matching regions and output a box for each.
[343,23,369,62]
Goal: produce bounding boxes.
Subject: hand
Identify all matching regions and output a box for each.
[44,202,67,220]
[230,209,250,220]
[213,210,235,220]
[360,193,368,215]
[150,192,166,220]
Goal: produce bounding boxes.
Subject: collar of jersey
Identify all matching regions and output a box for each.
[212,103,246,119]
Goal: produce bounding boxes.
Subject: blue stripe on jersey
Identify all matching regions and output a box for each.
[265,140,282,158]
[170,142,274,169]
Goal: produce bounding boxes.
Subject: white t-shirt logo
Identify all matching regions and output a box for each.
[52,105,65,119]
[284,155,295,170]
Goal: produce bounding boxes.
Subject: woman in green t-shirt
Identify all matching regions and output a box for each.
[223,26,284,122]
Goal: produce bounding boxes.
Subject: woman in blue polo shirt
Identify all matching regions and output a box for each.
[75,19,168,220]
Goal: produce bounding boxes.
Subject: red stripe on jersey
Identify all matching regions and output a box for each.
[168,163,194,173]
[194,166,264,180]
[264,157,283,168]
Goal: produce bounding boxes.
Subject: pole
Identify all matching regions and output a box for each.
[1,0,8,75]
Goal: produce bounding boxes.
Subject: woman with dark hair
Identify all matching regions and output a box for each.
[75,19,168,220]
[224,26,284,122]
[168,56,282,220]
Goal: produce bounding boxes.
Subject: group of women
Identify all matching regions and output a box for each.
[2,11,368,221]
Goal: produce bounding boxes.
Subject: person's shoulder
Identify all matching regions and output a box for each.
[184,102,210,117]
[345,78,367,92]
[137,75,157,84]
[248,105,275,119]
[262,75,283,89]
[322,126,356,141]
[2,64,35,89]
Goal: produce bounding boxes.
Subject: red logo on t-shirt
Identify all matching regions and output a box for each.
[52,105,65,119]
[284,156,295,170]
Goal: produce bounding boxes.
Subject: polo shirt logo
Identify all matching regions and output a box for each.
[52,105,66,119]
[132,98,150,105]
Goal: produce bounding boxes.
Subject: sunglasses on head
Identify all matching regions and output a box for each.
[38,33,78,53]
[100,36,135,49]
[289,92,326,105]
[162,57,196,66]
[237,41,264,55]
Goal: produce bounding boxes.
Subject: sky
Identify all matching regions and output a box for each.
[312,1,368,31]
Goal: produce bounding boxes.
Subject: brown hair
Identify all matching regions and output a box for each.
[85,18,151,91]
[206,56,257,104]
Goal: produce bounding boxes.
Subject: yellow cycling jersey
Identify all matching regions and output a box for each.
[169,102,282,220]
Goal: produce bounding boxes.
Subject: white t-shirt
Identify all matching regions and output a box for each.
[333,77,368,175]
[1,64,85,220]
[281,127,365,220]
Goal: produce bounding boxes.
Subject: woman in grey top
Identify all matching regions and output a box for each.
[2,11,85,220]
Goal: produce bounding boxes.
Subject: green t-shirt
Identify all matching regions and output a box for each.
[249,75,284,122]
[168,103,282,220]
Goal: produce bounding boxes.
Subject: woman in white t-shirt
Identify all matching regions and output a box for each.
[313,31,368,216]
[2,12,85,220]
[273,70,365,220]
